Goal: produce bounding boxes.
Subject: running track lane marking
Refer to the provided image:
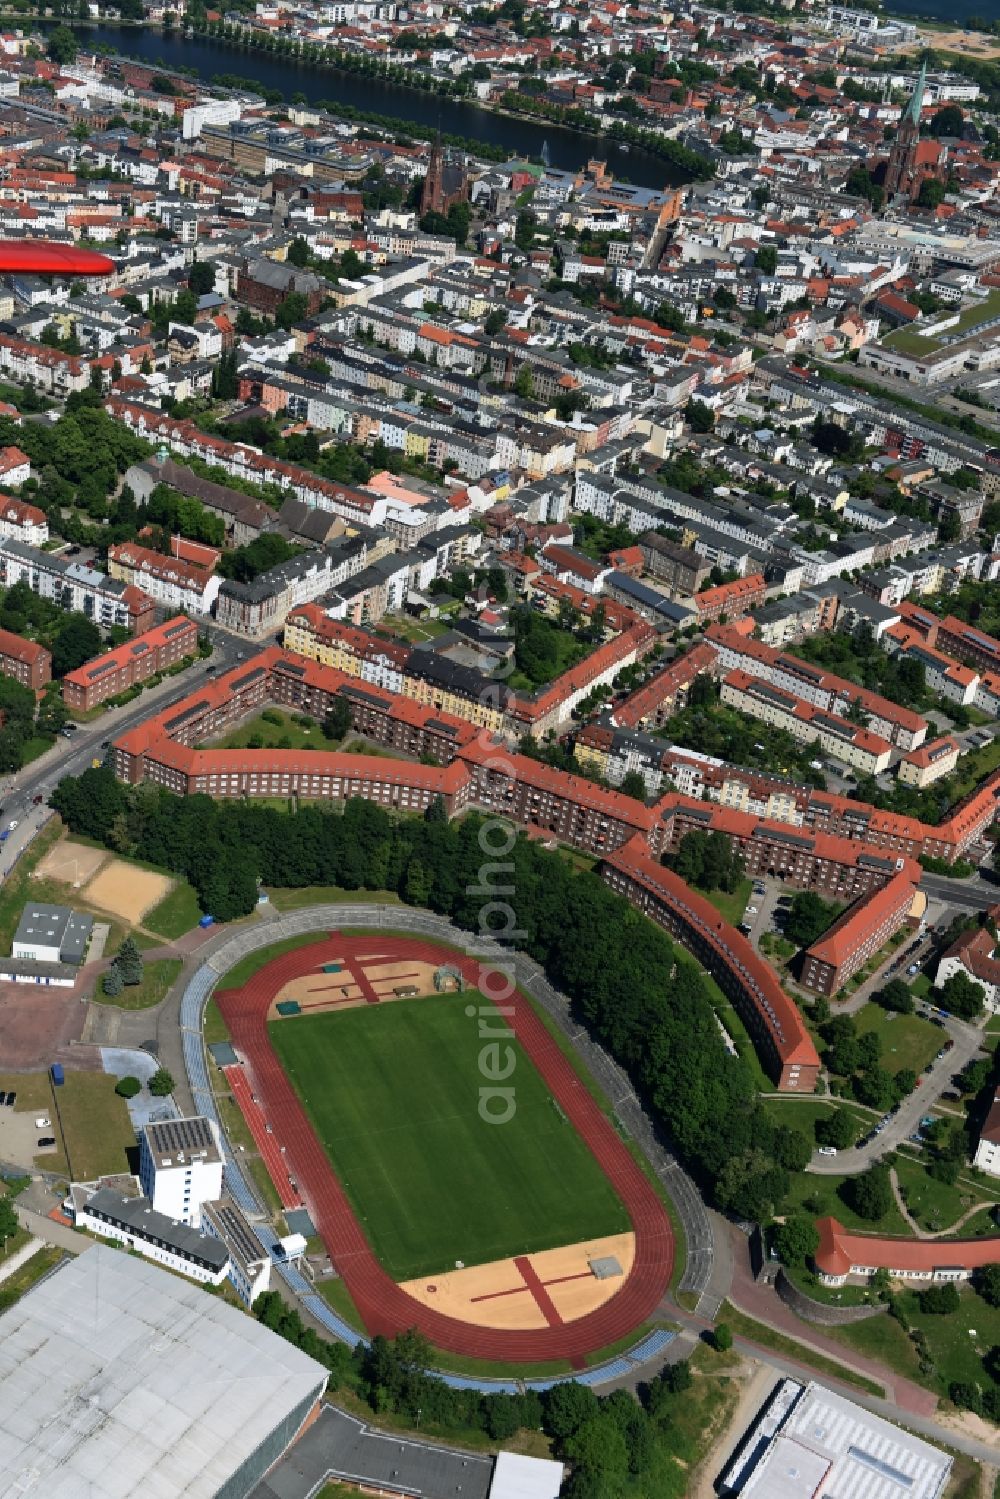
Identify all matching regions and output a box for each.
[215,932,674,1364]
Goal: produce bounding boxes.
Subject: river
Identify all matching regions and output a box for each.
[82,25,679,189]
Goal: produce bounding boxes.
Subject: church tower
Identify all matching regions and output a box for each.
[885,59,927,200]
[421,133,446,217]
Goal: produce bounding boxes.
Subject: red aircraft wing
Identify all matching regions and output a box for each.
[0,243,114,276]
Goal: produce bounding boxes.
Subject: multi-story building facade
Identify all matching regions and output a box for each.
[0,626,51,691]
[720,670,893,776]
[138,1116,224,1229]
[603,839,820,1092]
[107,541,220,616]
[800,870,916,997]
[0,538,154,634]
[62,615,198,712]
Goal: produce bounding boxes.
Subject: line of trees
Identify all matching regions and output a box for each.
[253,1301,706,1498]
[50,767,808,1221]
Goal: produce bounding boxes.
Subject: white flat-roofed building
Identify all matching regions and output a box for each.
[138,1114,223,1227]
[0,1245,328,1499]
[202,1196,272,1306]
[490,1452,565,1499]
[721,1380,951,1499]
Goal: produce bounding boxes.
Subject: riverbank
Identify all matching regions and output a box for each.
[75,22,709,187]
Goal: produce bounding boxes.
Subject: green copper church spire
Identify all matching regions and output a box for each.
[901,58,927,131]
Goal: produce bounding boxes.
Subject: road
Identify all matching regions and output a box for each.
[807,1011,985,1175]
[920,872,1000,913]
[0,629,247,863]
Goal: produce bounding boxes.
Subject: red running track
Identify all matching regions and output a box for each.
[223,1064,302,1210]
[216,932,674,1364]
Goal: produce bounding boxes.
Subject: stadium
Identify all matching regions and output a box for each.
[214,930,675,1367]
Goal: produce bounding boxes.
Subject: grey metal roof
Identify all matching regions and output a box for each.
[250,1405,494,1499]
[84,1187,229,1272]
[0,1246,327,1498]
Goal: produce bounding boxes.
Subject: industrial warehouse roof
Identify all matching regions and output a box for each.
[0,1246,328,1498]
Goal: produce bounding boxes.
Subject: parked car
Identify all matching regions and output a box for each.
[818,1146,837,1157]
[36,1136,55,1148]
[33,1116,50,1129]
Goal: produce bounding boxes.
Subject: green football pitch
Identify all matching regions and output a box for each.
[268,992,629,1281]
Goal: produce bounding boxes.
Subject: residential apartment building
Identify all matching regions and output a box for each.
[107,541,220,616]
[0,495,47,547]
[61,615,198,712]
[800,870,916,997]
[603,839,820,1092]
[0,625,50,691]
[898,735,960,789]
[720,670,893,776]
[0,538,154,634]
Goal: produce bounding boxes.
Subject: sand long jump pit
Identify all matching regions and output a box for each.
[400,1232,636,1331]
[82,861,174,925]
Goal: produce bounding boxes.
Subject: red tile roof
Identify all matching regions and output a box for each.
[815,1217,1000,1279]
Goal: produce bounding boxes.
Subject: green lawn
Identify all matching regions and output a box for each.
[699,878,751,928]
[783,1169,910,1236]
[265,885,402,912]
[894,1157,978,1234]
[217,932,331,990]
[269,993,629,1280]
[720,1302,885,1396]
[144,882,203,940]
[92,958,183,1011]
[831,1286,1000,1402]
[854,1003,941,1077]
[202,708,324,752]
[763,1098,870,1141]
[50,1072,137,1180]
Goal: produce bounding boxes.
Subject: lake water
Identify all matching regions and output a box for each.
[84,25,679,189]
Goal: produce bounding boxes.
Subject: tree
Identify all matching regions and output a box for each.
[102,966,124,998]
[842,1165,892,1222]
[115,935,143,986]
[756,244,777,274]
[976,1264,1000,1308]
[148,1068,175,1097]
[47,24,77,64]
[930,103,964,137]
[785,891,840,948]
[425,795,448,823]
[712,1322,733,1352]
[619,771,648,803]
[938,970,986,1021]
[322,697,352,742]
[772,1127,812,1172]
[485,308,506,335]
[188,260,215,297]
[919,1282,960,1315]
[275,292,309,330]
[918,177,946,209]
[879,978,914,1015]
[287,237,311,268]
[542,1380,598,1441]
[115,1075,141,1097]
[51,614,102,677]
[685,398,714,433]
[0,1194,16,1253]
[773,1215,820,1267]
[513,364,535,400]
[815,1109,858,1150]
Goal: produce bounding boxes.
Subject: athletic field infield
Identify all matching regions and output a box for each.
[268,992,629,1281]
